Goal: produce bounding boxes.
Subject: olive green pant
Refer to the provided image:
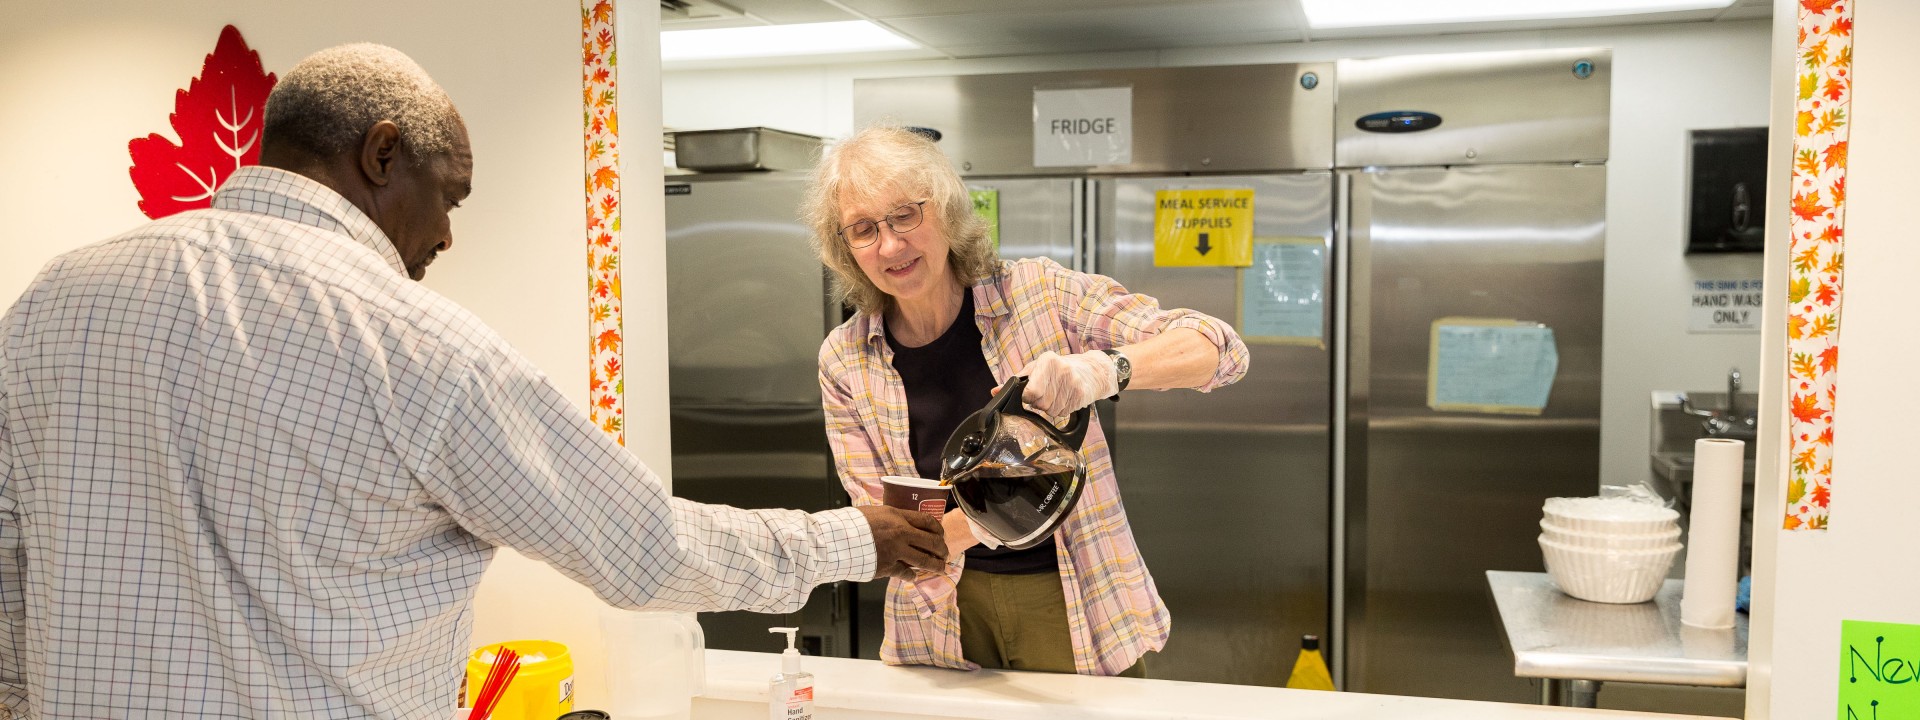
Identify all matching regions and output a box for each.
[956,568,1147,678]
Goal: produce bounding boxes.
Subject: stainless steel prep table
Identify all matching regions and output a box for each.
[1485,570,1748,707]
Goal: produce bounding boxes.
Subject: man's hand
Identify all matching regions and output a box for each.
[857,505,947,580]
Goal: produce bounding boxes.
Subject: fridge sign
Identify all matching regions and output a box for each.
[1033,87,1132,167]
[1153,189,1254,267]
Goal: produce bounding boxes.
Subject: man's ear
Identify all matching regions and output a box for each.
[358,121,403,187]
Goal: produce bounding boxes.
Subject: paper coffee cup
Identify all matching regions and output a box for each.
[881,475,950,518]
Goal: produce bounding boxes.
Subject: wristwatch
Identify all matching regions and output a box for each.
[1101,348,1131,400]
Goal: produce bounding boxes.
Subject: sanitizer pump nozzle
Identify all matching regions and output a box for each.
[767,626,813,720]
[769,627,803,675]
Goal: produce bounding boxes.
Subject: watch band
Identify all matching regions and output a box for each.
[1102,348,1131,400]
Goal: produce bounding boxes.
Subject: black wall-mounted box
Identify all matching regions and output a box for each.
[1686,127,1768,253]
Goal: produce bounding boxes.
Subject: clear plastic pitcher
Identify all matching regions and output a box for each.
[602,608,706,720]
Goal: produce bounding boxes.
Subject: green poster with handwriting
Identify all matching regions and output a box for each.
[970,189,999,251]
[1841,620,1920,719]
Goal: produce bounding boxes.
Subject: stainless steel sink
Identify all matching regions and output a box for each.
[1648,386,1760,575]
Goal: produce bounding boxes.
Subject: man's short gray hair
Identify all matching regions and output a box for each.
[264,43,461,160]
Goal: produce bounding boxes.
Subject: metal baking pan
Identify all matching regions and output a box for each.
[674,127,824,172]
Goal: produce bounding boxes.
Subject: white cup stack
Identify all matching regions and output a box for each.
[1539,497,1683,604]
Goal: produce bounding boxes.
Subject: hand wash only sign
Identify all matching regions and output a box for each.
[1841,620,1920,719]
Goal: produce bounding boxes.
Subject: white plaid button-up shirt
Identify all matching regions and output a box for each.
[0,166,875,719]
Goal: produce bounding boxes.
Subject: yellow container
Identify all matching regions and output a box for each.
[466,640,574,720]
[1284,635,1336,691]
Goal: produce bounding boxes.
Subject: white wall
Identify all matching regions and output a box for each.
[0,1,665,711]
[1742,3,1794,715]
[663,20,1773,496]
[1599,24,1771,496]
[1749,0,1920,717]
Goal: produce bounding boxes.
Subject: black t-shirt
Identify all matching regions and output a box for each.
[885,292,1059,575]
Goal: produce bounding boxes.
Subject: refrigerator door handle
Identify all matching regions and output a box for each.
[1330,171,1350,691]
[1335,170,1373,693]
[1076,178,1093,275]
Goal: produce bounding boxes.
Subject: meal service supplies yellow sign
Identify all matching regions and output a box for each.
[1153,189,1254,267]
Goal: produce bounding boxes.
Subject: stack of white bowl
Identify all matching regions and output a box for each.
[1539,497,1683,604]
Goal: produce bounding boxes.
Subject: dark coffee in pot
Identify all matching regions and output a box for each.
[939,375,1091,550]
[949,460,1083,550]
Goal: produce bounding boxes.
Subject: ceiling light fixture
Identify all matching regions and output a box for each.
[1299,0,1737,29]
[660,20,918,63]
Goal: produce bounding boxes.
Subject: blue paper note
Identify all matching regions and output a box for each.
[1430,322,1559,412]
[1240,240,1325,344]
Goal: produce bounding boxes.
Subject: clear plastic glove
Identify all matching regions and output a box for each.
[940,507,1000,557]
[1017,350,1119,417]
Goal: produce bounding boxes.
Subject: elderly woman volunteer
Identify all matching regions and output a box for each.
[807,125,1249,677]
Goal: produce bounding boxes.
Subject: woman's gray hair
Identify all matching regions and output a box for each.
[804,123,998,316]
[264,43,461,160]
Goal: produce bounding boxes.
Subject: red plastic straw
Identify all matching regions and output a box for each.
[470,646,522,720]
[472,647,518,719]
[471,647,517,720]
[471,651,503,716]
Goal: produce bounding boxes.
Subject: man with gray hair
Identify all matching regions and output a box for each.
[0,43,943,718]
[258,42,471,282]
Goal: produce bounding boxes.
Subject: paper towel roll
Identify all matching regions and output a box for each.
[1682,438,1744,628]
[1680,623,1737,659]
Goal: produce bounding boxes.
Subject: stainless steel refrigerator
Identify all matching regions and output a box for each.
[662,171,853,658]
[1334,50,1608,701]
[1094,172,1335,687]
[663,171,1079,660]
[853,48,1609,700]
[857,62,1340,687]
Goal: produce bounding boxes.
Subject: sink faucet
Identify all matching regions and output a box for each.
[1681,367,1756,439]
[1726,368,1740,420]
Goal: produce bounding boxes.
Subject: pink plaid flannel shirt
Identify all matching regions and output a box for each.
[817,257,1249,675]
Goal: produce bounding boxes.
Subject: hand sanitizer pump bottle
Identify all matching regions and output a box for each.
[767,627,814,720]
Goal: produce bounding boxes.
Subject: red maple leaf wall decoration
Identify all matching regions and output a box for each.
[128,25,277,219]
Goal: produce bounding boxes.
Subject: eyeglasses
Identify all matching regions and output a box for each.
[838,201,926,249]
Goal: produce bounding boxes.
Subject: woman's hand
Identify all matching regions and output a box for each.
[941,509,983,559]
[1016,350,1118,416]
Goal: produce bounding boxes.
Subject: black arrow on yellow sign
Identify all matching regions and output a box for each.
[1196,232,1212,256]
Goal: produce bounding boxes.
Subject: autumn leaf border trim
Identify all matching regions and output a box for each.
[1783,0,1853,531]
[584,0,625,444]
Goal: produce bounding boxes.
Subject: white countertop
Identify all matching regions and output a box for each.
[692,650,1717,720]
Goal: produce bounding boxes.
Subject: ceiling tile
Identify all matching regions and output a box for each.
[660,1,865,32]
[1715,6,1772,20]
[1304,8,1727,40]
[667,0,1768,60]
[880,1,1299,53]
[717,0,860,24]
[1716,0,1774,21]
[837,0,1186,19]
[937,29,1304,59]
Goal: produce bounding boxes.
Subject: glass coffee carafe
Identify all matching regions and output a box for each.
[939,375,1090,549]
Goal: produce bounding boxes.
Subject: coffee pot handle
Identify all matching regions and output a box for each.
[1000,375,1092,451]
